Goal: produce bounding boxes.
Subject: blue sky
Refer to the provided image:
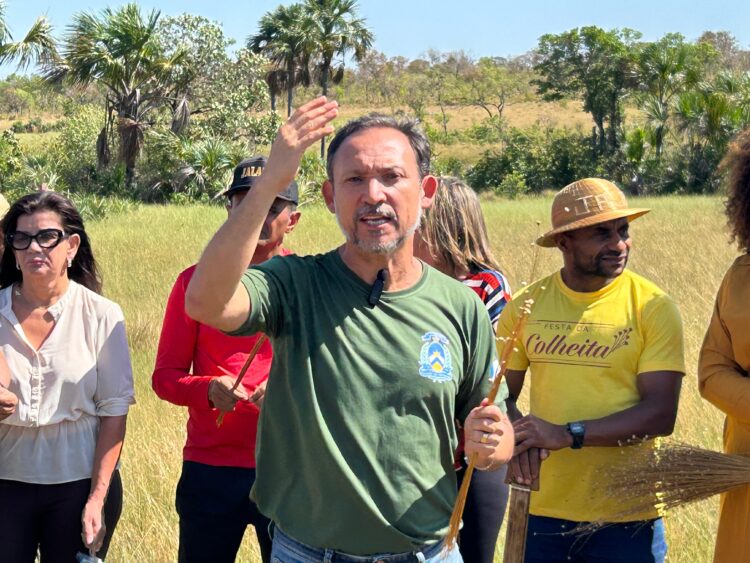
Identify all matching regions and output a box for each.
[2,0,750,77]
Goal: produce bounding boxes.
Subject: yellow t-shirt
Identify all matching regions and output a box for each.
[497,269,685,522]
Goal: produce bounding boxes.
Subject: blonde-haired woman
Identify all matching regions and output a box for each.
[699,130,750,562]
[415,176,511,563]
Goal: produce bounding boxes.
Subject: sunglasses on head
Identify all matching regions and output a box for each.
[5,228,68,251]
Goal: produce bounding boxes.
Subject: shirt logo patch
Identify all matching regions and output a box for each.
[419,332,453,382]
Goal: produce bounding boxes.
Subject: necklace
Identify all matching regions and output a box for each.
[12,283,57,311]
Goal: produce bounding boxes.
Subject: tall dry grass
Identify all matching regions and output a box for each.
[88,196,733,562]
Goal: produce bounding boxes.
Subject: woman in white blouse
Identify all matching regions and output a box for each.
[0,191,135,563]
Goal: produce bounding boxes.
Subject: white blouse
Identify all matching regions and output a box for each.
[0,281,135,484]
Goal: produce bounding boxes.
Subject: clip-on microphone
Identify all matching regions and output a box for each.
[368,269,387,306]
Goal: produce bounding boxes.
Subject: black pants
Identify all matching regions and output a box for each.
[456,462,510,563]
[0,470,122,563]
[99,469,123,559]
[175,461,272,563]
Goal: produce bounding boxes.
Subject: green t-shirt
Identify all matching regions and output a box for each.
[233,249,505,554]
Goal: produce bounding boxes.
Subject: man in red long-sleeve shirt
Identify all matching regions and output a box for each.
[152,156,300,563]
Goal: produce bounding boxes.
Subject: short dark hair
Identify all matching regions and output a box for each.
[0,192,102,293]
[326,113,431,180]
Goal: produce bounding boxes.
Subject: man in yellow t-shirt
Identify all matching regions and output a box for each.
[498,178,685,563]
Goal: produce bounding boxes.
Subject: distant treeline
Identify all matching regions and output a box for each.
[1,0,749,200]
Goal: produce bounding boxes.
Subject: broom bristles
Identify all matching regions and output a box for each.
[595,441,750,522]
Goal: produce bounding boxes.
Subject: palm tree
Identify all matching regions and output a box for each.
[265,68,287,113]
[636,34,712,161]
[45,4,188,187]
[304,0,373,156]
[249,4,314,118]
[0,1,56,70]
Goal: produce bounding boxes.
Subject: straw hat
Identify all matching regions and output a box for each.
[536,178,650,247]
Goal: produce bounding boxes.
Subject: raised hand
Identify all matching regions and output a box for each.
[262,97,339,196]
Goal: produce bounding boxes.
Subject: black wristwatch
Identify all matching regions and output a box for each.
[566,421,585,449]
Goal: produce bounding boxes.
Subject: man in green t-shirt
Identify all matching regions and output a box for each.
[186,97,514,562]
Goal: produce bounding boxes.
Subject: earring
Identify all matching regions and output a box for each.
[67,258,72,268]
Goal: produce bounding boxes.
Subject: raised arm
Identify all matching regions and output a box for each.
[185,97,338,332]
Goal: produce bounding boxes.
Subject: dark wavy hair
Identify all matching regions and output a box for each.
[0,192,102,293]
[722,129,750,253]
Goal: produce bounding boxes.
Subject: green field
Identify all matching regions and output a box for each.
[89,195,734,562]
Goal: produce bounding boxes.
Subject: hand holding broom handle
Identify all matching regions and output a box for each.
[442,299,534,554]
[503,459,540,563]
[215,334,268,428]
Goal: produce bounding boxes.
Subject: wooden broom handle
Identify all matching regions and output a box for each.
[503,457,540,563]
[215,334,268,428]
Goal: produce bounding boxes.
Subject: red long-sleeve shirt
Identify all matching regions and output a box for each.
[152,259,286,468]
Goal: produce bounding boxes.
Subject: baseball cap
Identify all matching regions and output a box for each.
[222,156,298,204]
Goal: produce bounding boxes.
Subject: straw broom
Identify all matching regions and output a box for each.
[593,441,750,522]
[500,238,544,563]
[215,334,268,427]
[443,233,543,560]
[442,297,534,554]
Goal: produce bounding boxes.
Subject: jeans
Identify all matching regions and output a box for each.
[270,525,463,563]
[525,515,667,563]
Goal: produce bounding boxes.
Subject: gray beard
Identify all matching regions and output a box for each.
[336,205,422,255]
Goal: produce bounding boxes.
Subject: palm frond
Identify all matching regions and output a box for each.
[0,1,11,44]
[170,97,190,134]
[0,16,56,69]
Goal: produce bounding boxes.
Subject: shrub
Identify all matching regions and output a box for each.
[0,130,23,189]
[66,192,139,222]
[140,130,247,202]
[495,171,529,198]
[296,152,327,207]
[431,155,466,178]
[51,104,103,190]
[463,116,505,144]
[467,126,602,193]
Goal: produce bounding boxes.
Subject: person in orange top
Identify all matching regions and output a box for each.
[698,129,750,563]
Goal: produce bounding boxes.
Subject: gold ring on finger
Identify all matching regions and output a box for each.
[480,432,490,444]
